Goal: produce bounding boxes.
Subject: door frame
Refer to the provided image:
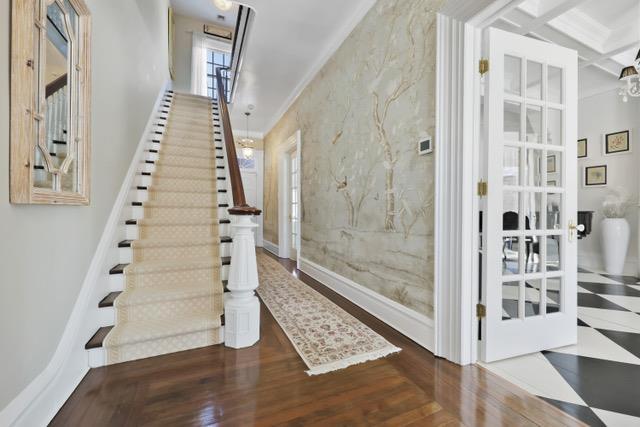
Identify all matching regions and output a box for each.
[277,130,301,266]
[434,0,534,365]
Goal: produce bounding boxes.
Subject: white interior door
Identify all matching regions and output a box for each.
[480,28,578,362]
[289,150,299,261]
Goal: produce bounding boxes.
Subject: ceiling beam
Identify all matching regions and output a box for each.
[516,0,588,35]
[470,0,529,28]
[580,41,639,68]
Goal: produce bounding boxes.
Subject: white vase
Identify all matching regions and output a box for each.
[600,218,630,275]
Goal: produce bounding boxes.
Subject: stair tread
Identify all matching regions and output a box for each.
[118,236,231,248]
[125,218,230,225]
[104,313,222,347]
[132,201,229,208]
[99,292,122,308]
[110,257,226,276]
[85,326,114,349]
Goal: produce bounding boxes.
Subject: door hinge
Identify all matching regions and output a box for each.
[477,180,488,197]
[479,58,489,75]
[476,303,486,318]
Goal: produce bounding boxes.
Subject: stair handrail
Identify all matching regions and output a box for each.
[215,68,262,216]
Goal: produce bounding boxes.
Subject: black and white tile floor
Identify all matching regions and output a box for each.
[483,268,640,426]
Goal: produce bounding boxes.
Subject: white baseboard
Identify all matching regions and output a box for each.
[299,257,434,352]
[0,81,172,427]
[579,251,638,276]
[263,240,279,257]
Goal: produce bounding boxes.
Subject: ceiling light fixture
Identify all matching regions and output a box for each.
[239,111,254,159]
[212,0,233,12]
[618,48,640,102]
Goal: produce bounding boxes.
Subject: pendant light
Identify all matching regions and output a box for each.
[212,0,233,12]
[239,111,254,159]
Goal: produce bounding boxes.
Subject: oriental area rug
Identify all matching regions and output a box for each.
[256,253,401,375]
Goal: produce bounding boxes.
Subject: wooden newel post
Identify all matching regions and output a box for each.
[225,212,260,348]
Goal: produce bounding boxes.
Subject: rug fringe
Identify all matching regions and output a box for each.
[305,346,402,376]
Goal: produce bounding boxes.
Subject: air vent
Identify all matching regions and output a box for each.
[204,24,232,41]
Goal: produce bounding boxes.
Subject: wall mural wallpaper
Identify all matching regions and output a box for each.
[263,0,443,317]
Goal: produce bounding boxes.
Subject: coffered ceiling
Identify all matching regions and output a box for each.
[491,0,640,98]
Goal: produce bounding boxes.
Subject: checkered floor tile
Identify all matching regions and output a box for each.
[484,270,640,426]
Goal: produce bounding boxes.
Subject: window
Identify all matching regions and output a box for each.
[207,49,231,101]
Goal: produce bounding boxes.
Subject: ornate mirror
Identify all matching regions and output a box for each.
[10,0,91,204]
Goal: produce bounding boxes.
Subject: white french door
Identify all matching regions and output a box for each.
[480,28,578,362]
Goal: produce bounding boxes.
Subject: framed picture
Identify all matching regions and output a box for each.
[578,138,587,158]
[604,130,630,155]
[547,180,557,187]
[584,165,607,187]
[547,155,557,173]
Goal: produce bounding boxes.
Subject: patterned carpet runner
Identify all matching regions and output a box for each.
[104,93,224,364]
[256,253,401,375]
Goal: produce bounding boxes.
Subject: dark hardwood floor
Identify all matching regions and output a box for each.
[51,249,584,426]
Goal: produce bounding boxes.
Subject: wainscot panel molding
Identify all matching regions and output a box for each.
[0,81,172,427]
[300,257,435,352]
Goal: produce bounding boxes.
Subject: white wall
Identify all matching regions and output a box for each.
[0,0,169,412]
[578,90,640,274]
[172,14,232,94]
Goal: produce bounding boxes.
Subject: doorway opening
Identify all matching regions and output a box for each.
[277,130,301,264]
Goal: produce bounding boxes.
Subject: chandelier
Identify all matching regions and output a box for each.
[239,111,254,159]
[618,48,640,102]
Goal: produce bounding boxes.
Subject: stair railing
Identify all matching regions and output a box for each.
[215,68,261,349]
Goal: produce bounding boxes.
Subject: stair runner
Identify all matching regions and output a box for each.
[103,93,225,364]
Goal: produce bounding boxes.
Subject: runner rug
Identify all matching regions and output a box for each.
[256,253,401,375]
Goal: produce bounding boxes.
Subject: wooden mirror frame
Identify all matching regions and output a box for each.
[10,0,91,205]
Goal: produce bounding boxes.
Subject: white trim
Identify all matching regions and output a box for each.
[262,0,376,134]
[0,81,172,427]
[300,257,435,351]
[434,14,481,366]
[263,240,280,257]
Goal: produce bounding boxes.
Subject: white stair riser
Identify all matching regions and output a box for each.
[87,326,225,369]
[125,222,231,240]
[138,162,226,176]
[128,206,230,220]
[118,241,232,264]
[131,190,228,204]
[109,265,230,291]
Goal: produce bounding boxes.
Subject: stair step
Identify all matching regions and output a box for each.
[135,186,227,193]
[99,292,122,308]
[131,202,229,207]
[98,281,227,309]
[118,236,232,248]
[125,218,230,225]
[52,139,67,145]
[109,257,231,276]
[85,326,113,349]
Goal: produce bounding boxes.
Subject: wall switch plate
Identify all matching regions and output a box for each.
[419,136,433,155]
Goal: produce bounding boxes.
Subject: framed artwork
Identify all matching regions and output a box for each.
[547,155,557,173]
[584,165,607,187]
[168,7,175,79]
[604,130,630,155]
[547,180,557,187]
[578,138,587,158]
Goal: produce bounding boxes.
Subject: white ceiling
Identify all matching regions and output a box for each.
[228,0,376,134]
[171,0,239,28]
[492,0,640,99]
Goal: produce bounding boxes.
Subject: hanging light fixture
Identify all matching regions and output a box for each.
[212,0,233,12]
[618,48,640,102]
[239,111,254,159]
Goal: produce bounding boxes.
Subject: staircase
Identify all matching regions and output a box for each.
[86,91,232,365]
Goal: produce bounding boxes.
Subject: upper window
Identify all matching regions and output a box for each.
[207,49,231,101]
